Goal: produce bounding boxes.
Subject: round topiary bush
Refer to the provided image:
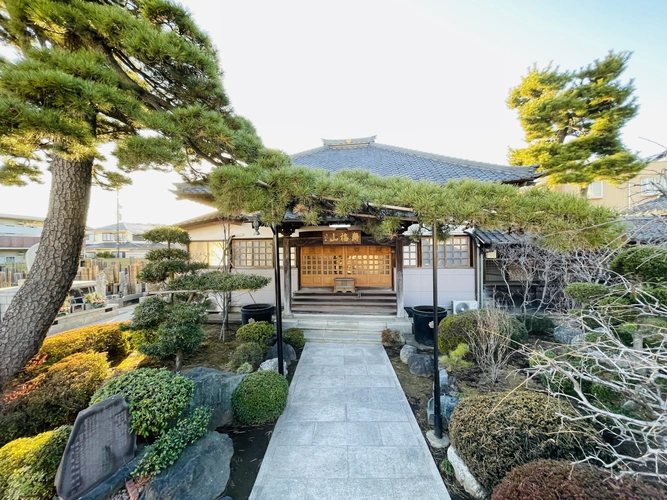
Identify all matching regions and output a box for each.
[236,321,275,345]
[90,368,194,438]
[0,426,71,500]
[229,342,264,371]
[283,328,305,350]
[232,370,289,425]
[449,391,601,491]
[438,309,528,355]
[492,460,666,500]
[610,245,667,283]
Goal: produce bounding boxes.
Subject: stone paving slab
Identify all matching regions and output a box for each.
[249,342,450,500]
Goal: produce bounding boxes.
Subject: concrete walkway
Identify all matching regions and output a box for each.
[249,342,451,500]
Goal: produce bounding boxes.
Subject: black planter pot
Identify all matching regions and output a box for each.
[412,305,447,345]
[240,303,274,325]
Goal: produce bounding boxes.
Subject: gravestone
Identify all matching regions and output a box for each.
[95,271,108,296]
[55,395,136,500]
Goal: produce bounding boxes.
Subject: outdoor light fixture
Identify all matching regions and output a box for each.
[329,223,351,229]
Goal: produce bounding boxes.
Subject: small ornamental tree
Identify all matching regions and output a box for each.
[508,51,645,191]
[0,0,264,385]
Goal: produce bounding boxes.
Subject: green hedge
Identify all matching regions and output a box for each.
[564,282,610,305]
[229,343,264,371]
[0,353,109,446]
[449,391,601,491]
[514,314,555,336]
[232,371,289,425]
[0,426,71,500]
[91,368,194,438]
[27,323,129,374]
[610,246,667,283]
[492,460,665,500]
[236,321,274,345]
[283,328,305,350]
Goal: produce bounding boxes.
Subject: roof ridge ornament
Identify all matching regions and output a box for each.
[322,136,377,148]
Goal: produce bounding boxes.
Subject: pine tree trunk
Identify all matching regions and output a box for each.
[0,156,93,385]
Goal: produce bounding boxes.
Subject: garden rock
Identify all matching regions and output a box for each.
[259,358,289,374]
[142,432,233,500]
[554,323,585,344]
[427,394,459,429]
[447,445,488,500]
[184,367,246,430]
[400,344,417,364]
[266,342,297,365]
[408,353,433,377]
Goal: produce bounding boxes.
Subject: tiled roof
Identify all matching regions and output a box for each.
[292,137,538,184]
[84,241,167,250]
[471,228,525,246]
[629,195,667,215]
[624,216,667,245]
[92,222,160,234]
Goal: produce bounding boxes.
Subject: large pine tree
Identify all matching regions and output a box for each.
[0,0,262,384]
[507,51,645,190]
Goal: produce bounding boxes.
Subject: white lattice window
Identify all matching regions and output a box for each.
[422,236,470,267]
[233,240,273,268]
[403,242,418,267]
[641,176,667,196]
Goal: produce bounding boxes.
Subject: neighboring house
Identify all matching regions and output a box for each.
[173,136,539,316]
[550,151,667,212]
[83,222,167,258]
[0,213,44,265]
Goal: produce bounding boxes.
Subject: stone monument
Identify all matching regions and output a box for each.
[55,395,136,500]
[95,271,108,297]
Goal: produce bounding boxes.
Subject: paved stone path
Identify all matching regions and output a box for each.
[249,342,451,500]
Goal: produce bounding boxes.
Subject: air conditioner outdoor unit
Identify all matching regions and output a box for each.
[452,300,478,315]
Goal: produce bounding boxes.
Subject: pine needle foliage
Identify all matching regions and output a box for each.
[209,158,623,251]
[0,0,263,187]
[507,51,645,186]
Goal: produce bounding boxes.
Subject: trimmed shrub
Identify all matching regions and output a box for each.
[449,391,601,491]
[439,343,473,371]
[236,321,274,345]
[229,343,264,371]
[0,353,109,446]
[492,460,666,500]
[236,362,254,374]
[132,406,212,477]
[91,368,194,438]
[283,327,306,350]
[129,296,170,331]
[0,426,71,500]
[438,309,527,355]
[27,323,130,374]
[610,245,667,283]
[514,313,555,336]
[564,282,610,305]
[232,371,289,425]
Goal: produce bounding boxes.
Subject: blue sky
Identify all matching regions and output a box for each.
[1,0,665,226]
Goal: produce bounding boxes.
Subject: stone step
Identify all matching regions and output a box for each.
[282,314,413,343]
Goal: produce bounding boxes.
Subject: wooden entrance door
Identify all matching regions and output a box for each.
[300,245,392,288]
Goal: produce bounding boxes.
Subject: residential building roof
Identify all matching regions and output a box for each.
[0,213,45,222]
[629,194,667,215]
[292,136,538,184]
[84,241,167,250]
[624,216,667,245]
[90,222,160,234]
[471,228,525,246]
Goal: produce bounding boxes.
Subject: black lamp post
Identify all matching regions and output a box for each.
[272,223,285,376]
[432,222,443,439]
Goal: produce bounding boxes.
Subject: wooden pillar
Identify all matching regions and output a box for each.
[395,237,405,318]
[282,231,292,316]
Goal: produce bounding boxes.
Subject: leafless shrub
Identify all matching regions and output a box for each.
[464,308,515,383]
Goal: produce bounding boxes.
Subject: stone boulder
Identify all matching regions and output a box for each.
[184,368,246,430]
[427,394,460,429]
[400,345,417,364]
[447,446,488,500]
[554,323,585,344]
[142,432,233,500]
[258,358,289,374]
[408,353,433,377]
[266,342,297,364]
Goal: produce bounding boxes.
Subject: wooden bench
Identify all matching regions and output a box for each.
[333,277,355,293]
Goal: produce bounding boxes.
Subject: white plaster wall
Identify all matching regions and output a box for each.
[403,268,475,309]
